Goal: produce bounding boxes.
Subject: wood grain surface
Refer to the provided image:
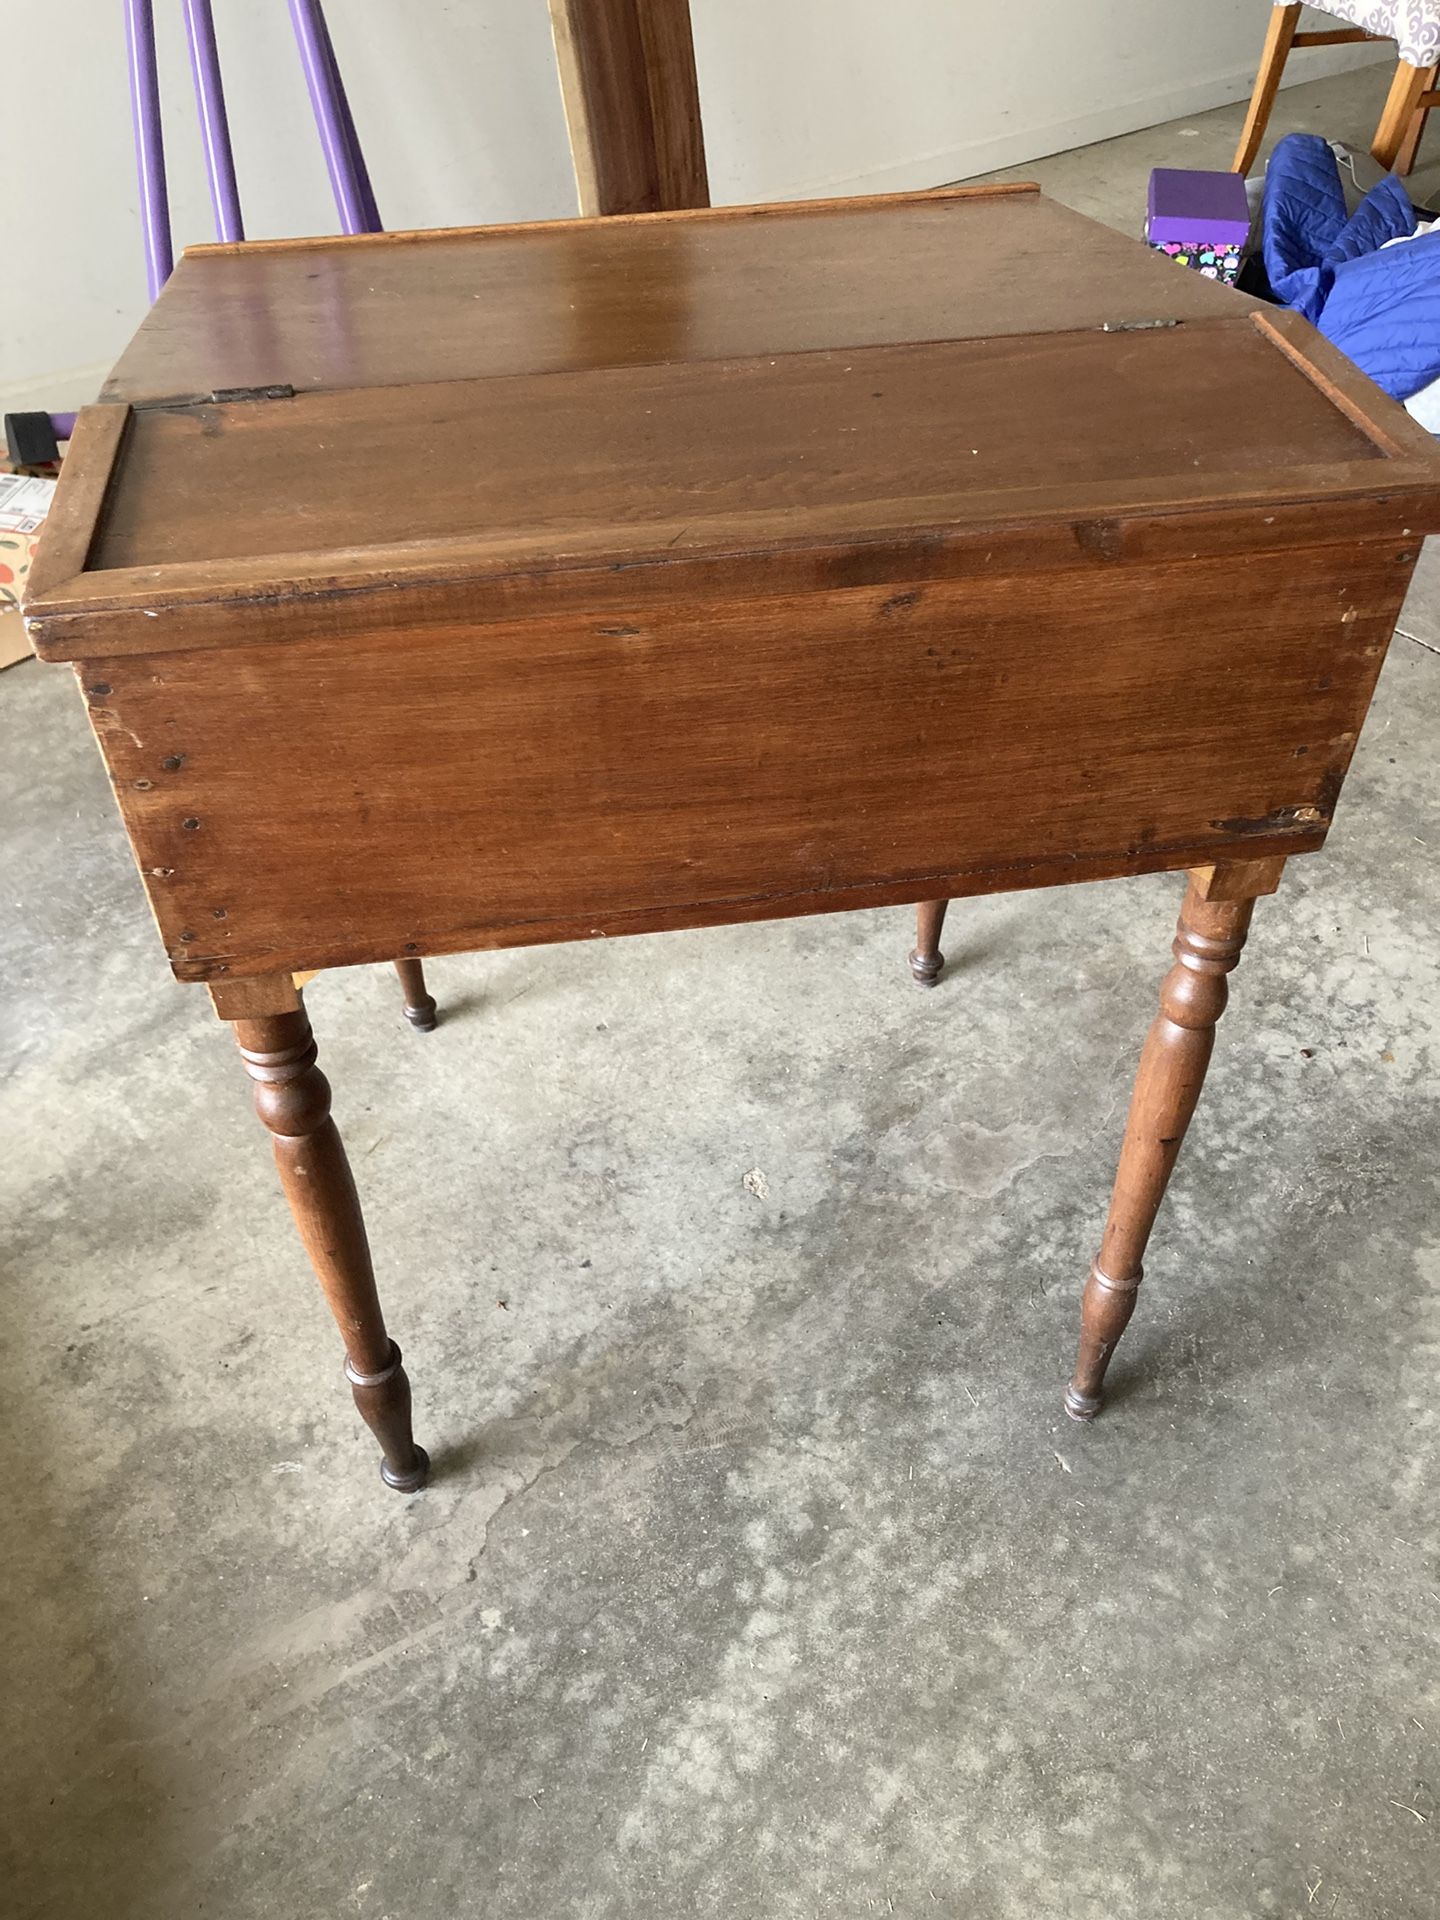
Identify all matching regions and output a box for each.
[71,537,1408,981]
[548,0,708,215]
[84,320,1382,583]
[98,188,1256,407]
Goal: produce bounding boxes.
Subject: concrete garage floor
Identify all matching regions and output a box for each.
[4,62,1439,1920]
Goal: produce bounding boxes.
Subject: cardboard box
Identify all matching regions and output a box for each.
[0,608,34,670]
[0,465,56,670]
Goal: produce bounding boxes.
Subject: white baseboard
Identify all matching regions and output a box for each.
[755,46,1391,200]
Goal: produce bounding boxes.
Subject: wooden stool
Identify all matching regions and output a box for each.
[1234,2,1440,176]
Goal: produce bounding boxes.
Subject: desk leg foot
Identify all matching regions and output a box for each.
[909,899,949,987]
[394,957,438,1031]
[231,1004,430,1491]
[1066,861,1280,1419]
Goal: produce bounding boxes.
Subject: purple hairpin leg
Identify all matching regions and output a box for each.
[123,0,174,301]
[13,5,178,468]
[288,0,382,235]
[312,0,380,232]
[184,0,244,242]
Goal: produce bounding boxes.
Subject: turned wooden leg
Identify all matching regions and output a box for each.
[393,956,438,1031]
[1065,859,1284,1421]
[1375,59,1439,175]
[1233,4,1301,174]
[230,1000,429,1489]
[909,899,950,987]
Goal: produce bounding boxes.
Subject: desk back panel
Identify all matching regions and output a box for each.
[72,537,1407,981]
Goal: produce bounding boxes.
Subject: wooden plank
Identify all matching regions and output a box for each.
[1251,308,1440,459]
[27,489,1434,662]
[192,842,1326,985]
[208,972,303,1020]
[1373,58,1437,172]
[171,181,1036,257]
[98,189,1247,407]
[1233,4,1302,175]
[547,0,708,215]
[23,405,130,602]
[1292,28,1381,46]
[1191,856,1287,902]
[71,539,1405,981]
[82,323,1384,573]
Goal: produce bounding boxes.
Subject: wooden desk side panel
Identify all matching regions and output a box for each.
[75,541,1410,982]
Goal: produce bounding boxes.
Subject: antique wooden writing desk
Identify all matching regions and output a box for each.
[26,184,1440,1490]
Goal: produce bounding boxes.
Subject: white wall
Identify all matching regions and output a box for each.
[4,1,1383,408]
[695,1,1382,200]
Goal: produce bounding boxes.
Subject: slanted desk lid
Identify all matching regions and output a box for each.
[101,185,1256,405]
[25,202,1440,662]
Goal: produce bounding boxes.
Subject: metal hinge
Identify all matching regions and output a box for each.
[1100,319,1181,334]
[209,383,296,403]
[133,382,298,413]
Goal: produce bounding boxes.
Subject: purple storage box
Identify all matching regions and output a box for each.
[1145,167,1251,285]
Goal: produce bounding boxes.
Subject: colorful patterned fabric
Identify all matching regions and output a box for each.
[1150,239,1245,283]
[1312,1,1440,72]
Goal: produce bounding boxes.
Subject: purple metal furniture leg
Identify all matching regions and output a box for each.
[123,0,174,301]
[312,0,381,232]
[13,3,385,469]
[288,0,382,235]
[183,0,245,242]
[9,0,174,467]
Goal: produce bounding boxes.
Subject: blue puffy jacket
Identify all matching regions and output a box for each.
[1263,131,1440,402]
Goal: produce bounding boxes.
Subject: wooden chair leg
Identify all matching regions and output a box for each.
[1394,94,1432,176]
[1376,60,1439,174]
[1233,4,1302,174]
[909,899,950,987]
[1064,858,1285,1421]
[394,956,438,1031]
[229,1000,429,1490]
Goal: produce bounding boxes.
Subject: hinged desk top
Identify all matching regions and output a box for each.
[25,184,1440,984]
[28,184,1440,650]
